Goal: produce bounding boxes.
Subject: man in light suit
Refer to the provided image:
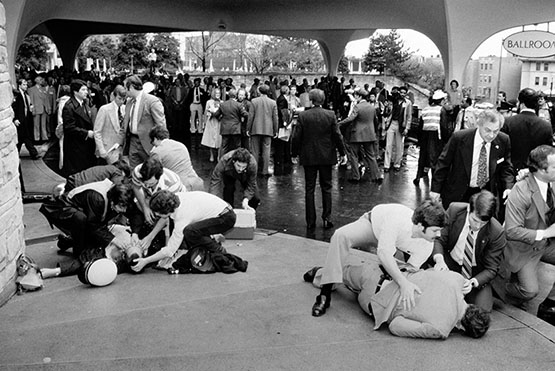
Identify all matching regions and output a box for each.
[214,89,248,157]
[431,110,514,211]
[94,85,126,165]
[121,75,166,168]
[28,75,51,142]
[500,145,555,322]
[247,84,278,176]
[291,89,346,231]
[501,88,553,173]
[431,190,505,312]
[338,89,380,182]
[305,263,490,339]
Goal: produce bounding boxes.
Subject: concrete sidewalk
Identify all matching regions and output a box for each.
[1,151,554,370]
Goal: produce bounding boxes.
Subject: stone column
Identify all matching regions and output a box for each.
[0,1,25,306]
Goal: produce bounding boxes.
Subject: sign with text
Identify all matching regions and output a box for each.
[503,31,555,58]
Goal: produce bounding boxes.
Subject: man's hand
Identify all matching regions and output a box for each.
[242,198,253,211]
[462,278,478,295]
[14,119,20,127]
[139,235,154,254]
[502,189,511,201]
[516,168,530,182]
[429,191,441,202]
[543,223,555,239]
[143,206,155,225]
[131,257,148,272]
[433,261,449,271]
[398,279,422,311]
[87,130,94,139]
[339,155,348,166]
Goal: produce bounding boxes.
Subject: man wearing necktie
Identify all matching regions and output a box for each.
[431,110,514,215]
[499,145,555,324]
[121,75,166,169]
[432,190,505,312]
[94,85,127,165]
[189,78,205,134]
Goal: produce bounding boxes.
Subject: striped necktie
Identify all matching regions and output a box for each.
[462,227,474,280]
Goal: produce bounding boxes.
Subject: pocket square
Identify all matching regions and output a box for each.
[496,157,504,164]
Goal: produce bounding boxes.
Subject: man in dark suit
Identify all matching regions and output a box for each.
[121,75,166,168]
[500,145,555,323]
[12,78,40,160]
[338,89,380,182]
[214,89,248,157]
[431,110,514,210]
[501,88,553,172]
[291,89,346,231]
[62,79,97,177]
[431,190,505,312]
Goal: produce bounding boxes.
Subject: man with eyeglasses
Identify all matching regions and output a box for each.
[432,190,505,312]
[209,148,260,210]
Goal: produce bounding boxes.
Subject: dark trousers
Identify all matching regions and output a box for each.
[220,134,241,158]
[222,174,260,209]
[303,165,333,227]
[180,209,236,252]
[273,138,292,175]
[349,141,380,180]
[128,135,149,169]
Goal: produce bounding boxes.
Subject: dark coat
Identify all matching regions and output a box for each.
[433,202,505,287]
[501,111,553,172]
[291,106,345,166]
[214,99,247,135]
[431,128,514,207]
[338,100,378,142]
[62,96,97,177]
[12,90,33,140]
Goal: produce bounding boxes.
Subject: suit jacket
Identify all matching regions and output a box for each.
[94,101,124,162]
[247,95,278,136]
[501,111,553,171]
[214,99,247,135]
[504,174,552,272]
[431,128,514,207]
[121,92,166,155]
[291,106,345,166]
[62,96,96,176]
[371,270,467,339]
[28,85,51,115]
[433,202,505,286]
[12,89,32,126]
[338,100,378,142]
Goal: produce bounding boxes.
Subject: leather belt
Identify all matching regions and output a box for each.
[218,205,233,217]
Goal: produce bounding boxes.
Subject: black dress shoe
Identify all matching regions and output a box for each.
[538,299,555,325]
[323,219,334,229]
[312,294,330,317]
[57,234,73,251]
[413,178,420,186]
[303,266,322,283]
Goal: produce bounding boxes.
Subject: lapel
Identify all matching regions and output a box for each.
[137,92,146,122]
[109,101,120,132]
[475,222,490,257]
[449,207,467,248]
[71,97,92,124]
[529,175,548,224]
[460,129,476,178]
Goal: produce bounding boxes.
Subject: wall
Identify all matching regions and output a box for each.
[0,0,25,306]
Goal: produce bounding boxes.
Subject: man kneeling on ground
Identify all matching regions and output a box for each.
[309,200,446,316]
[131,190,236,272]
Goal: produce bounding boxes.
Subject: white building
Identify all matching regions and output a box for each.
[520,58,555,96]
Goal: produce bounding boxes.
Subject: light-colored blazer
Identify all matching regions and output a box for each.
[94,101,124,163]
[247,95,278,136]
[121,92,166,155]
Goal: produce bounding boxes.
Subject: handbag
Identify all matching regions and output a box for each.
[15,255,44,293]
[278,126,291,141]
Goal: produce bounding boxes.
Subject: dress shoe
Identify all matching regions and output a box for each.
[323,219,334,229]
[538,299,555,325]
[312,294,330,317]
[57,234,73,251]
[413,178,420,186]
[383,167,390,173]
[303,266,322,283]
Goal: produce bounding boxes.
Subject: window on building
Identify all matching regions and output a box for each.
[536,62,541,71]
[488,75,492,83]
[535,76,540,85]
[545,63,549,71]
[543,77,548,86]
[489,63,493,70]
[480,63,483,70]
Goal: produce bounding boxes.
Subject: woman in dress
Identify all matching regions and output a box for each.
[201,88,222,162]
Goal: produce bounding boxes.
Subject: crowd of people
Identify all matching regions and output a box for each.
[11,65,555,338]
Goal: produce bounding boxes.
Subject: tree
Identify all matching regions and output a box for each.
[77,35,117,71]
[189,31,227,72]
[148,33,181,70]
[418,58,445,90]
[116,33,149,71]
[262,36,324,72]
[338,55,350,74]
[16,34,50,71]
[242,35,272,74]
[363,30,410,75]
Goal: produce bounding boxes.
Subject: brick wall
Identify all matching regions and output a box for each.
[0,1,25,306]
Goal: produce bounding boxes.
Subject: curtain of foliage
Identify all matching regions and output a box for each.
[363,30,410,75]
[263,36,324,72]
[148,33,181,69]
[338,56,350,74]
[16,35,50,71]
[115,33,149,71]
[77,36,118,71]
